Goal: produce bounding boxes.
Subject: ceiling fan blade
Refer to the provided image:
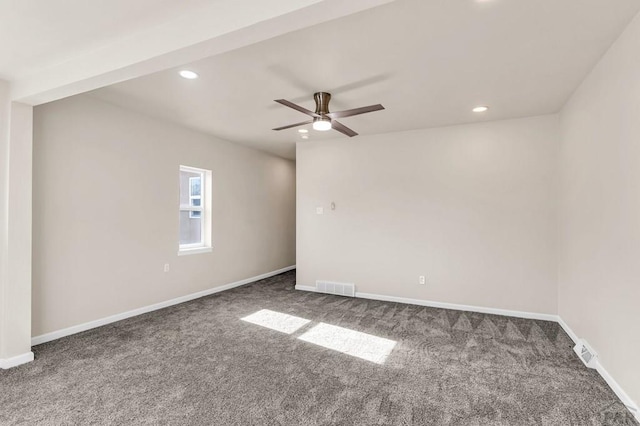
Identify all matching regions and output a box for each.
[272,120,313,131]
[332,120,358,137]
[326,104,384,119]
[274,99,321,118]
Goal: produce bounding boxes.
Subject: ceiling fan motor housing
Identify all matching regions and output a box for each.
[313,92,331,115]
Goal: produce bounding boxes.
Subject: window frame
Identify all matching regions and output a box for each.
[178,165,212,255]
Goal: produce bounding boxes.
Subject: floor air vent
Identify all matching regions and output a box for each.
[316,280,355,297]
[573,339,598,369]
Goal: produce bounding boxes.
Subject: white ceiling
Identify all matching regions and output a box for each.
[4,0,389,103]
[0,0,215,80]
[87,0,640,159]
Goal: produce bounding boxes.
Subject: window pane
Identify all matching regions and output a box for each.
[180,210,202,245]
[190,197,201,207]
[190,177,201,197]
[180,170,201,206]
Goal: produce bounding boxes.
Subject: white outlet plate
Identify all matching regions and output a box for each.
[419,276,426,285]
[316,207,324,215]
[164,264,170,272]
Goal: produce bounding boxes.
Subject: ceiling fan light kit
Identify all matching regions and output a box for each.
[273,91,384,137]
[313,118,332,131]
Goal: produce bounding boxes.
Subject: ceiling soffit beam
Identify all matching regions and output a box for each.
[11,0,394,105]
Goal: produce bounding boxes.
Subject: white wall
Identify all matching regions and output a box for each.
[4,102,33,360]
[0,80,10,358]
[559,11,640,405]
[1,79,33,365]
[32,95,296,336]
[297,115,559,315]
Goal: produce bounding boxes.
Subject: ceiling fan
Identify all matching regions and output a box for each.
[272,92,384,137]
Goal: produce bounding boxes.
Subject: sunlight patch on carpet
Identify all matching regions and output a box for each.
[298,323,396,364]
[241,309,311,334]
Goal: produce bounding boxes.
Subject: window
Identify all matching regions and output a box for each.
[179,165,212,255]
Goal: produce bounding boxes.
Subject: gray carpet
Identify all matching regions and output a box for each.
[0,270,636,425]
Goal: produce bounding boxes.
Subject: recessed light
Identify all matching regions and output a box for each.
[298,129,309,133]
[473,106,489,113]
[301,135,309,139]
[179,70,198,79]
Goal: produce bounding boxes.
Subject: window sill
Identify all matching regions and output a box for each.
[178,247,213,256]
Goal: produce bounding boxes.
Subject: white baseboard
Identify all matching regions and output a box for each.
[32,265,296,346]
[0,351,34,369]
[295,285,556,321]
[556,316,580,346]
[355,291,558,321]
[557,316,639,421]
[294,285,319,292]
